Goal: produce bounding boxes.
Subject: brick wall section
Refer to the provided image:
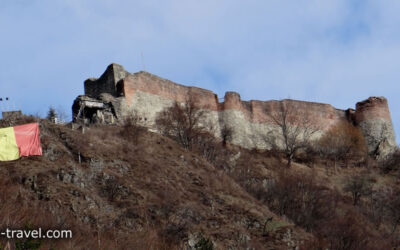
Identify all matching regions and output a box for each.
[123,71,219,110]
[122,72,347,131]
[222,92,347,130]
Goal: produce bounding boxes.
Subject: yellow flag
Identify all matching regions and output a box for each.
[0,127,20,161]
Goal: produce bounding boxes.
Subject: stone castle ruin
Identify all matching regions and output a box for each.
[72,63,397,157]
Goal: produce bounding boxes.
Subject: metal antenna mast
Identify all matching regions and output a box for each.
[5,97,9,112]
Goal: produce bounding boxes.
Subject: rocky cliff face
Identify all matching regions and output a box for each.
[72,63,397,157]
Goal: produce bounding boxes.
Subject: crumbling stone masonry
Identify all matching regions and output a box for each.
[2,111,22,120]
[72,63,397,158]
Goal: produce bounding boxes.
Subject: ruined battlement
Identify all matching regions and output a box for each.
[84,63,127,98]
[73,63,397,157]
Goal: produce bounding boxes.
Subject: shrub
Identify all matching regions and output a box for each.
[343,174,374,206]
[371,187,400,234]
[100,178,124,202]
[321,211,372,250]
[15,223,42,250]
[195,234,214,250]
[257,170,337,232]
[120,111,146,144]
[193,131,219,163]
[318,122,367,166]
[160,223,188,246]
[381,149,400,173]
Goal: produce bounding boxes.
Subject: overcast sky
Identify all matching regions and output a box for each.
[1,0,399,143]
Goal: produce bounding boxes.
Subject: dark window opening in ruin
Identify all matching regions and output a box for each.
[81,107,115,124]
[116,81,125,97]
[82,107,99,123]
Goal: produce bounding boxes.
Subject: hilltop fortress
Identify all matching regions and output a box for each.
[72,63,397,158]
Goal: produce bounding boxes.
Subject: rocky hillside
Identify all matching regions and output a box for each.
[0,116,399,249]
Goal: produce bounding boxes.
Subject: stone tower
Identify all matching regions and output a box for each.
[355,97,397,158]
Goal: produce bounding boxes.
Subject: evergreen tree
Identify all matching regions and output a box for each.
[47,107,58,122]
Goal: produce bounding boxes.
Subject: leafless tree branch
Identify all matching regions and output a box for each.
[265,101,318,167]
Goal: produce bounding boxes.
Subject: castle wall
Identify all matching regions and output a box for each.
[119,71,352,150]
[222,92,348,128]
[77,63,397,157]
[120,89,276,149]
[121,88,333,149]
[122,72,348,128]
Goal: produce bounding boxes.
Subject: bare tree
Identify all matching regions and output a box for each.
[343,174,374,206]
[266,101,318,167]
[386,189,400,234]
[156,95,206,150]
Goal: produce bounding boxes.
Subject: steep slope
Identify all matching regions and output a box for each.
[1,116,398,249]
[0,118,310,249]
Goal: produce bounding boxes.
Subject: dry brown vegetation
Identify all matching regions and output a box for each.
[381,148,400,174]
[120,111,146,145]
[318,121,368,168]
[0,114,399,249]
[0,117,302,249]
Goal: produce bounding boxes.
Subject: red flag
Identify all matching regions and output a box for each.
[13,123,42,157]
